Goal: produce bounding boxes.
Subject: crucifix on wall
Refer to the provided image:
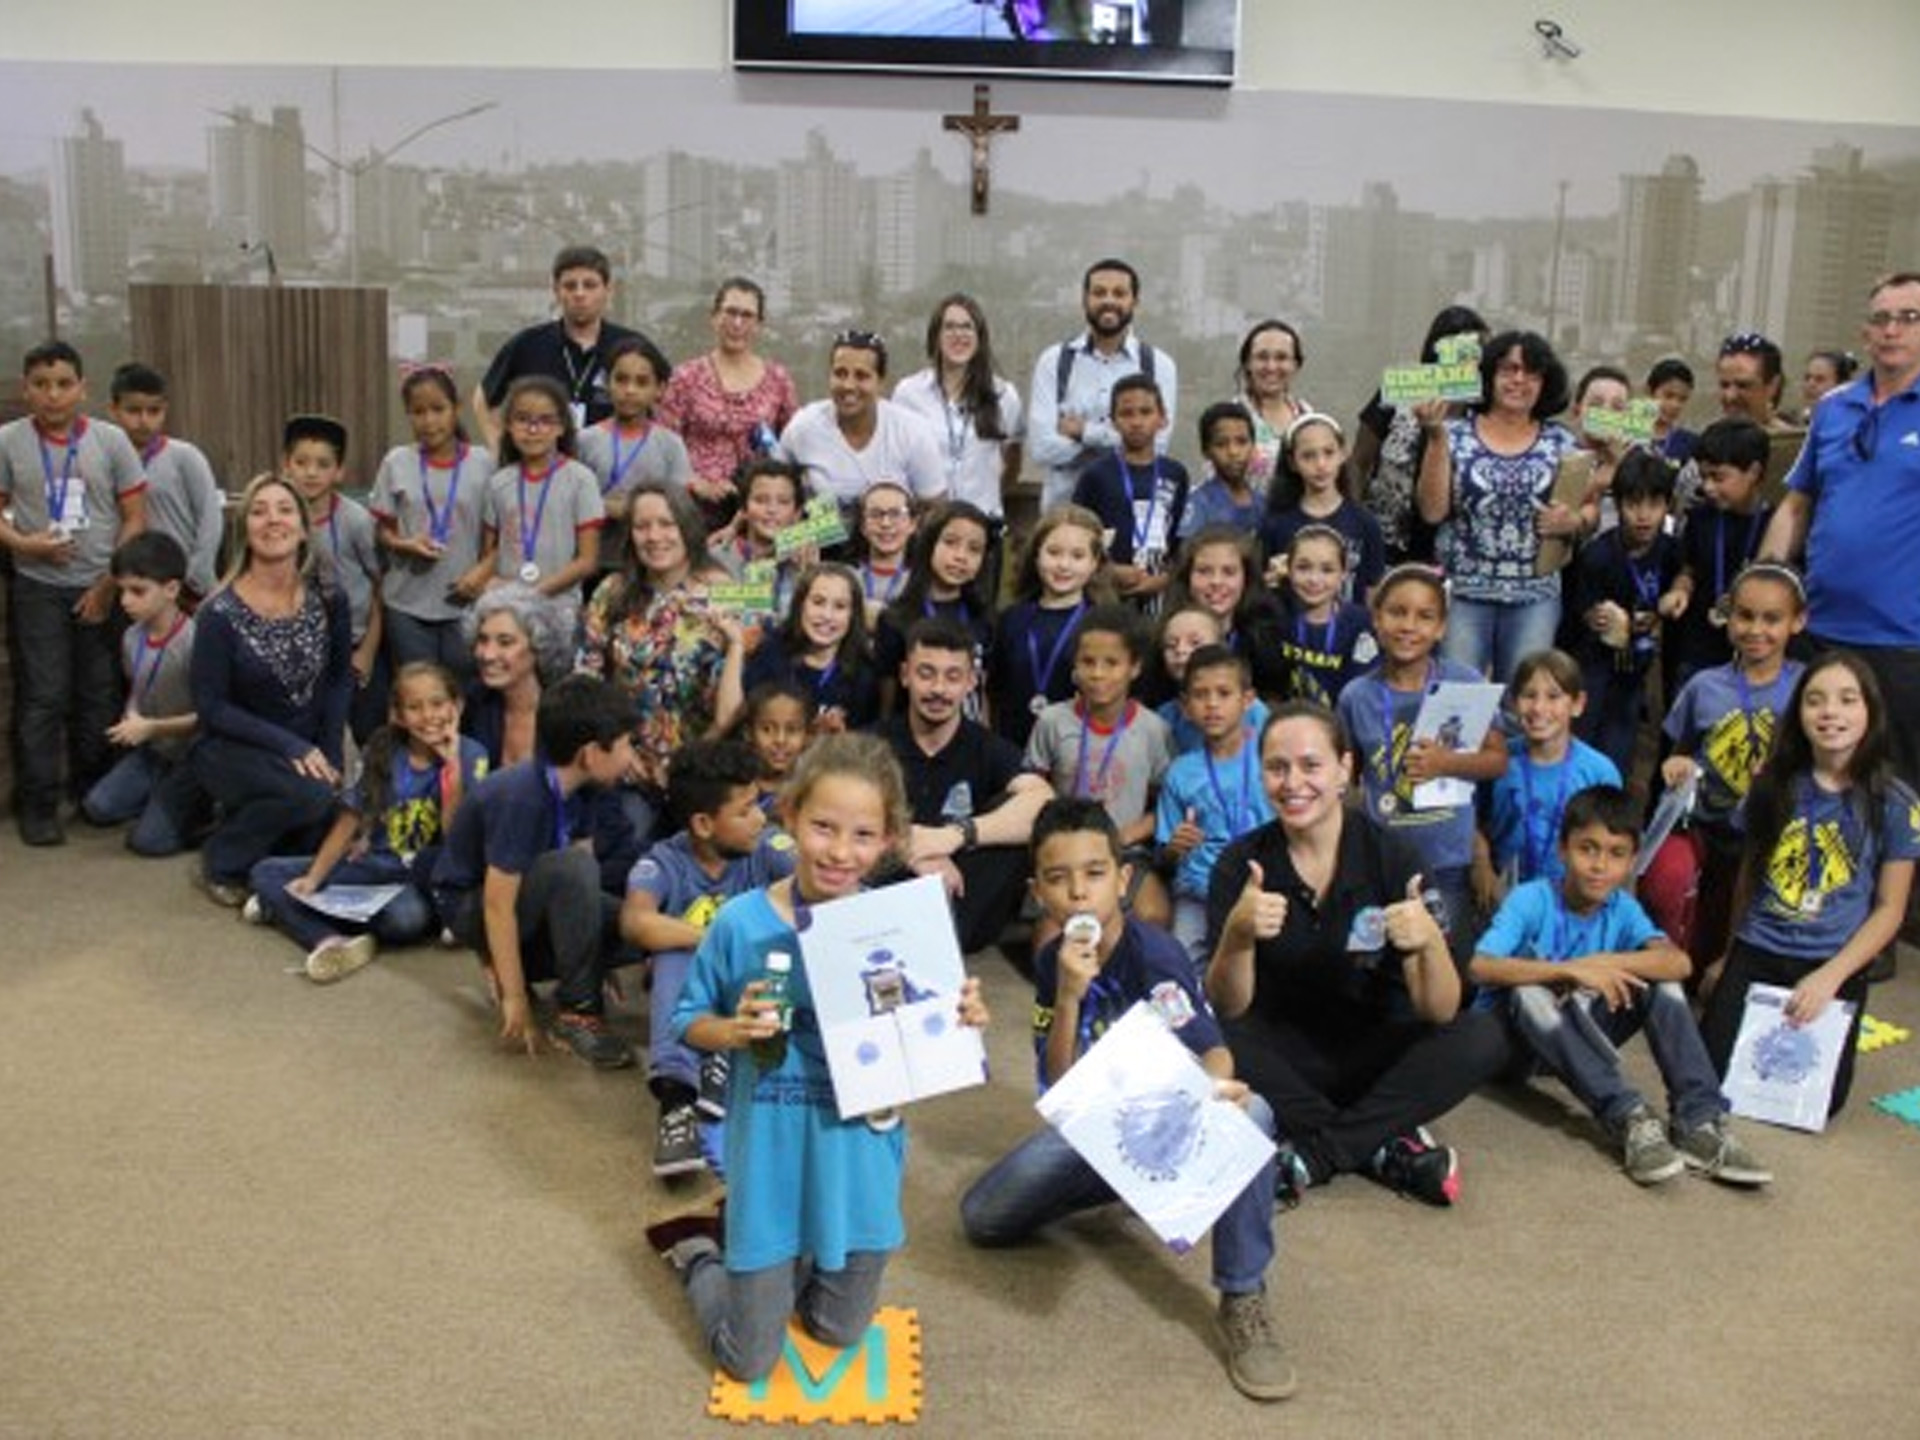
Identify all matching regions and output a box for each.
[944,84,1020,216]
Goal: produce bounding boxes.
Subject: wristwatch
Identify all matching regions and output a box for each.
[954,817,979,852]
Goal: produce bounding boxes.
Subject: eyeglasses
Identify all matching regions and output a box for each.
[507,413,561,430]
[1719,332,1776,357]
[832,329,887,360]
[865,506,911,523]
[1866,308,1920,330]
[940,320,977,335]
[1852,407,1880,462]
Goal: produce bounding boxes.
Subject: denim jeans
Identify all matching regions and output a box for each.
[190,737,337,887]
[684,1248,890,1383]
[1171,894,1211,976]
[248,850,437,953]
[1441,593,1562,685]
[11,574,122,813]
[445,846,620,1015]
[81,747,207,856]
[961,1092,1278,1294]
[1505,981,1725,1130]
[384,609,474,682]
[648,948,700,1092]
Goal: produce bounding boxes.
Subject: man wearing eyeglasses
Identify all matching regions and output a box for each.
[1763,272,1920,788]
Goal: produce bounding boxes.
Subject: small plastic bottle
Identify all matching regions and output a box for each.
[749,950,795,1070]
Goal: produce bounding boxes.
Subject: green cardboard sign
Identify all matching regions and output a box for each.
[1582,399,1659,445]
[1381,361,1482,407]
[775,497,851,558]
[1434,333,1482,367]
[707,579,777,615]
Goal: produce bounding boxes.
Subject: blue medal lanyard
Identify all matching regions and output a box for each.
[1549,892,1594,963]
[1712,511,1760,607]
[1073,700,1133,798]
[129,615,188,708]
[518,459,560,569]
[417,443,467,548]
[1518,752,1575,880]
[37,418,85,524]
[604,423,649,497]
[808,655,839,705]
[1733,664,1788,777]
[863,563,904,604]
[1122,450,1162,555]
[141,434,167,466]
[1204,733,1258,835]
[1796,779,1862,909]
[1375,660,1434,802]
[1026,602,1087,705]
[1294,608,1338,660]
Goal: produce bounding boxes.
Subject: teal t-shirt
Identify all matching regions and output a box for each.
[673,888,906,1272]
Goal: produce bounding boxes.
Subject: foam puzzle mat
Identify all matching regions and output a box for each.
[708,1306,921,1425]
[1869,1086,1920,1129]
[1858,1014,1912,1054]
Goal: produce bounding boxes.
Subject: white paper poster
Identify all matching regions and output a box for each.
[1723,983,1855,1132]
[1036,1002,1275,1253]
[1410,681,1506,811]
[798,874,987,1121]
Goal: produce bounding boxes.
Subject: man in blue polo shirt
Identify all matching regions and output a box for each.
[1763,270,1920,786]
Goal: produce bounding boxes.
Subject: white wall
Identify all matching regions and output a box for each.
[6,1,1919,127]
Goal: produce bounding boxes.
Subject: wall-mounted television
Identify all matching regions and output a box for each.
[733,2,1241,87]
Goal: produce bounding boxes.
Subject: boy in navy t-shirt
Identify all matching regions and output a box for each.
[1472,785,1768,1188]
[621,739,794,1177]
[960,798,1293,1404]
[1072,374,1188,615]
[433,674,637,1069]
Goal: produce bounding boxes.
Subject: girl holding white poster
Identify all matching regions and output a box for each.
[1701,652,1920,1121]
[651,734,990,1383]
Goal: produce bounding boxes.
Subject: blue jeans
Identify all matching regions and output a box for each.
[81,747,207,856]
[1441,593,1562,685]
[190,736,337,887]
[684,1249,889,1383]
[961,1092,1278,1294]
[11,574,122,813]
[1504,980,1725,1130]
[248,851,437,953]
[648,948,700,1092]
[1171,894,1211,976]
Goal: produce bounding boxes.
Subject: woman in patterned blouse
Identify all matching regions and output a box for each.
[188,473,354,904]
[577,480,746,840]
[655,277,798,534]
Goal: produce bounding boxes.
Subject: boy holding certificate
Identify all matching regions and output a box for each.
[1470,785,1769,1187]
[960,798,1293,1403]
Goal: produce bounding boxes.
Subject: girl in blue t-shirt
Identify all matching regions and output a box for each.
[1473,647,1621,913]
[247,661,487,982]
[1701,651,1920,1117]
[653,733,990,1383]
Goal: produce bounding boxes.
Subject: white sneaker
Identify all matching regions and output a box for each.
[306,934,377,984]
[241,894,267,925]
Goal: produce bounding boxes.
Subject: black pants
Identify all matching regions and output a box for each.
[1700,938,1869,1119]
[1228,1007,1511,1179]
[447,847,622,1015]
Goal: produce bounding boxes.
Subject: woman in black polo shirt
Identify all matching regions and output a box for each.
[1204,701,1508,1207]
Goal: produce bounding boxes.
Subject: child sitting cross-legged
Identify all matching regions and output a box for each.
[960,797,1294,1403]
[1470,784,1770,1188]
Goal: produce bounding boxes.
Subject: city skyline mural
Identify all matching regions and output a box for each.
[2,61,1915,477]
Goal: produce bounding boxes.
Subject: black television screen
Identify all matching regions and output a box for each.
[733,2,1241,87]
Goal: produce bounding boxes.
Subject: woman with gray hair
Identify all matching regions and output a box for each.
[458,582,572,769]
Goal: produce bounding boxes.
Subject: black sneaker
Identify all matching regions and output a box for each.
[1368,1128,1460,1207]
[550,1010,636,1069]
[1273,1142,1314,1210]
[653,1103,706,1178]
[17,809,65,847]
[695,1051,730,1120]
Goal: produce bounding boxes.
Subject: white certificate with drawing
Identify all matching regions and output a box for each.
[1036,1002,1276,1253]
[1722,983,1855,1132]
[1410,681,1506,811]
[797,874,987,1121]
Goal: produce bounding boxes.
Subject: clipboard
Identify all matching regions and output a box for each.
[1534,450,1596,576]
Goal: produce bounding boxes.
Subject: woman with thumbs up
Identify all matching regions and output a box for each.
[1203,702,1510,1208]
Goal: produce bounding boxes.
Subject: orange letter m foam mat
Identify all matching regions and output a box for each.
[707,1306,922,1425]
